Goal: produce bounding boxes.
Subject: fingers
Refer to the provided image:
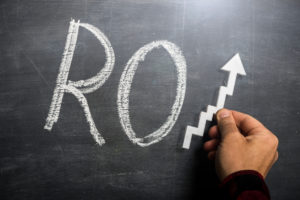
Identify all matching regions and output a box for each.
[208,125,220,139]
[207,151,216,160]
[216,109,240,140]
[204,126,220,160]
[203,138,220,152]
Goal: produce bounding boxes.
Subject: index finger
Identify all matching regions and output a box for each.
[231,110,269,136]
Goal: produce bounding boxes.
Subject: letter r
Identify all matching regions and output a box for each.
[44,19,115,146]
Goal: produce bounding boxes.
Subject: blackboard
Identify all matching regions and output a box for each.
[1,0,300,199]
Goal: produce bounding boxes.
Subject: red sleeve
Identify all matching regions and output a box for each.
[219,170,270,200]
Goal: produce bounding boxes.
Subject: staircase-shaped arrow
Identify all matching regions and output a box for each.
[182,53,246,149]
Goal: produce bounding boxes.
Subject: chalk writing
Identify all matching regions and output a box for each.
[44,19,115,146]
[117,41,186,147]
[44,19,244,149]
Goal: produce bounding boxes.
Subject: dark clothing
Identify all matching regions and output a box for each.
[220,170,270,200]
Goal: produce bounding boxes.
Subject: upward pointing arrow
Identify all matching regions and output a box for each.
[182,53,246,149]
[221,53,246,75]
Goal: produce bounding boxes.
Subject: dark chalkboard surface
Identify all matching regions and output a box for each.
[1,0,300,199]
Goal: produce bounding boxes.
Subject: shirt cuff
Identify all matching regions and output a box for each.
[219,170,270,200]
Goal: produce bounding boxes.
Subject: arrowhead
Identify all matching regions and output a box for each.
[221,53,246,75]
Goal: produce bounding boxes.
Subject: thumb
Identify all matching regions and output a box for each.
[216,109,240,140]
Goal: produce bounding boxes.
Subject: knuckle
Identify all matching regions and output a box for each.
[273,135,279,147]
[270,134,279,147]
[274,151,279,161]
[265,134,279,148]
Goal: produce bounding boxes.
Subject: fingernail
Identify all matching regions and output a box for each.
[219,109,230,118]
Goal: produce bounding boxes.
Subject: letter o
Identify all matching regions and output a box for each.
[117,40,187,147]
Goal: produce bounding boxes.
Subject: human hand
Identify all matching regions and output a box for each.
[203,109,279,181]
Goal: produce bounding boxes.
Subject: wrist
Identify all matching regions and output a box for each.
[220,170,270,199]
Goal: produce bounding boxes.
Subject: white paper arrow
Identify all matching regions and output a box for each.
[182,53,246,149]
